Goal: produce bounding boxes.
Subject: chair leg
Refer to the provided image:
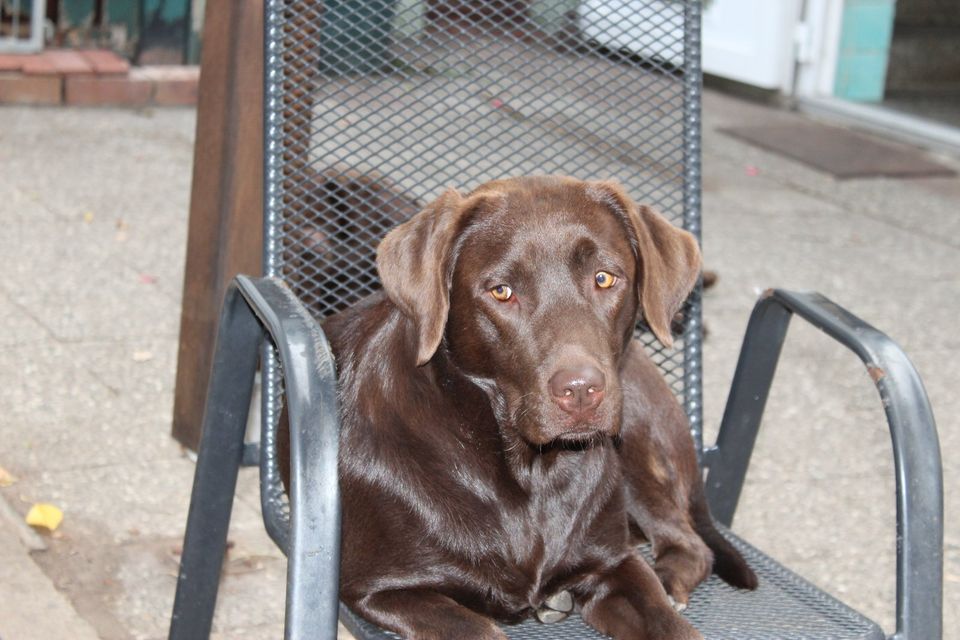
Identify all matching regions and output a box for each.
[169,283,263,640]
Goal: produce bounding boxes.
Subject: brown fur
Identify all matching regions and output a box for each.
[280,176,756,639]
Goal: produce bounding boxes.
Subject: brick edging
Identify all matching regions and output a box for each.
[0,50,198,107]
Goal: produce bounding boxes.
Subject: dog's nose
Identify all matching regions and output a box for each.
[549,365,605,418]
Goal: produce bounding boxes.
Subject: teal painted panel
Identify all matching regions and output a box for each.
[838,0,896,53]
[107,0,142,41]
[63,0,96,25]
[143,0,188,22]
[836,52,890,101]
[139,0,190,63]
[834,0,896,102]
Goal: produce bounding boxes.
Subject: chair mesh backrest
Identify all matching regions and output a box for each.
[263,0,705,451]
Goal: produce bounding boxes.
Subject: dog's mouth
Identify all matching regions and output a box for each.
[557,428,605,444]
[516,430,609,452]
[544,429,608,451]
[514,411,612,447]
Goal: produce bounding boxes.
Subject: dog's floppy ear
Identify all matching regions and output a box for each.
[376,188,467,366]
[587,181,701,348]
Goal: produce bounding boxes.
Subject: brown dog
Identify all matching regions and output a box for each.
[282,175,756,639]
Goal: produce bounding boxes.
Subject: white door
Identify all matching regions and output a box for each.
[702,0,803,91]
[791,0,846,99]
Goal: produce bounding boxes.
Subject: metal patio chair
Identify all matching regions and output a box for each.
[169,1,943,639]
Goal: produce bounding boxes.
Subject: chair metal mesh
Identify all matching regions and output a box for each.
[257,4,887,638]
[263,0,705,450]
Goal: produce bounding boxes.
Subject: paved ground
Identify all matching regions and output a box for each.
[0,89,957,639]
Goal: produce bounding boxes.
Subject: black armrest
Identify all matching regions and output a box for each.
[169,276,341,640]
[703,289,942,640]
[232,276,342,640]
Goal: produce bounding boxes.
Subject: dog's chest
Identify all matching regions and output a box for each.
[491,450,620,606]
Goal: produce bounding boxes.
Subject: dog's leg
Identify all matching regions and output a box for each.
[642,489,758,606]
[648,525,713,610]
[617,344,727,606]
[579,553,702,640]
[619,430,753,604]
[353,589,508,640]
[623,476,714,607]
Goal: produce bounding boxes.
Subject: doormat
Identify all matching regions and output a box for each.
[719,122,957,179]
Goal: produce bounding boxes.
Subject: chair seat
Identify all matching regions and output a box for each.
[340,529,884,640]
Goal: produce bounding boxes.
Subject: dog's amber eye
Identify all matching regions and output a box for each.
[490,285,513,301]
[595,271,617,288]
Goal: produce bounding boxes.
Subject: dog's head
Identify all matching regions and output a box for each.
[377,176,700,446]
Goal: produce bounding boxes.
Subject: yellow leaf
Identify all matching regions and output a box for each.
[0,465,16,487]
[26,503,63,532]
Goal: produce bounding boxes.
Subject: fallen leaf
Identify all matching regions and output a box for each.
[26,503,63,532]
[132,350,154,362]
[0,465,16,487]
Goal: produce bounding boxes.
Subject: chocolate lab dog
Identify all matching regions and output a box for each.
[282,175,756,639]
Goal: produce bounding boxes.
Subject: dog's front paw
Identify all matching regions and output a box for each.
[535,590,575,623]
[655,565,694,611]
[666,594,687,613]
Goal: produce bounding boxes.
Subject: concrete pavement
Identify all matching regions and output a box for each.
[0,92,957,639]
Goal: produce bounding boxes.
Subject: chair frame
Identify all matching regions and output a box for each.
[703,288,942,640]
[169,0,943,636]
[168,277,942,640]
[169,276,343,639]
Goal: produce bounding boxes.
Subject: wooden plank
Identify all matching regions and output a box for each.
[171,0,264,451]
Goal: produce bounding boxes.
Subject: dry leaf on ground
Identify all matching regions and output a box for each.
[0,465,16,487]
[25,503,63,531]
